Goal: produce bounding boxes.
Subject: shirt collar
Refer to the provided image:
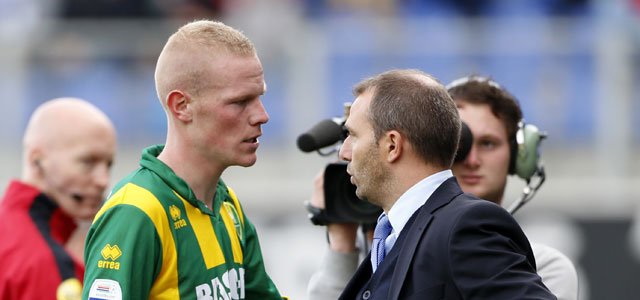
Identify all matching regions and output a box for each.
[387,169,453,237]
[139,144,228,216]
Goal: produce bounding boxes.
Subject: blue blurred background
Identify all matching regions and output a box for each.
[1,0,639,299]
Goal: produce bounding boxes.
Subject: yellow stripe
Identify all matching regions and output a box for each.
[175,193,225,269]
[220,202,243,263]
[96,183,179,299]
[226,187,244,226]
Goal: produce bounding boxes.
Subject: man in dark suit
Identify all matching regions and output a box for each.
[336,69,555,300]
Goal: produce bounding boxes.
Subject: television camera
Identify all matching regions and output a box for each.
[297,103,474,225]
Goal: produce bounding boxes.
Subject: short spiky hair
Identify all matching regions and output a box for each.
[154,20,256,103]
[167,20,256,55]
[353,69,461,169]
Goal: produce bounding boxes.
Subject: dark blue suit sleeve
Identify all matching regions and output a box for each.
[448,202,556,299]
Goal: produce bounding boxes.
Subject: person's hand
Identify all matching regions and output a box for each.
[309,169,326,209]
[310,169,359,253]
[327,223,360,253]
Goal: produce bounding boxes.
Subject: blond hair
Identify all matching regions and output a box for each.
[154,20,256,104]
[168,20,255,55]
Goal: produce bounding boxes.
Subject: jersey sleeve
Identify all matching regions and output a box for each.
[82,204,162,300]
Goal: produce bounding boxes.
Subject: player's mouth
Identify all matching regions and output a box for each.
[244,137,258,143]
[459,174,482,185]
[242,134,261,148]
[346,166,356,185]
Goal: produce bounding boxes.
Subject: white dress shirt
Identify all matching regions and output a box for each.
[383,169,453,255]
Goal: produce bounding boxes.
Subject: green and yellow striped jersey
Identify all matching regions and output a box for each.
[82,145,284,300]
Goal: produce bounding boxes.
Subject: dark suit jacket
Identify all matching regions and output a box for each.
[339,177,556,300]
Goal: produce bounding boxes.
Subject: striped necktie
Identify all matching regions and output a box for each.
[371,214,392,272]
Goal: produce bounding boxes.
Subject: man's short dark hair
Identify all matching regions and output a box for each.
[353,69,461,169]
[447,75,522,140]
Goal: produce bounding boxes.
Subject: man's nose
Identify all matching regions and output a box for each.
[93,163,111,190]
[339,136,352,162]
[463,146,480,168]
[251,99,269,125]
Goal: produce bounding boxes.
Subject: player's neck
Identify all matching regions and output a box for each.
[158,144,222,210]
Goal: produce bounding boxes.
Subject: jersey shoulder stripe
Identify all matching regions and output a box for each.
[219,201,243,263]
[95,182,180,299]
[173,191,227,269]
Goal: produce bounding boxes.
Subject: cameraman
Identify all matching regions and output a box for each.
[306,75,577,300]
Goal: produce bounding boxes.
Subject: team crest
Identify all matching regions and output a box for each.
[223,202,244,243]
[169,205,181,221]
[169,204,187,229]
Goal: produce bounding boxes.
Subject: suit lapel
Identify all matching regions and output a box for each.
[388,177,463,300]
[388,213,433,299]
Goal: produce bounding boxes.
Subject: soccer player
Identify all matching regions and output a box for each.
[82,20,285,300]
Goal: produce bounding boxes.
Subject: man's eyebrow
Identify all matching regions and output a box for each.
[475,132,503,141]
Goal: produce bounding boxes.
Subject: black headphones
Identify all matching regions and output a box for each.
[446,75,545,182]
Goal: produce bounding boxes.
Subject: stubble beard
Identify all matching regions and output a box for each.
[354,145,389,208]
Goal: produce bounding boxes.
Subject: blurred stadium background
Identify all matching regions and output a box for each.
[1,0,639,299]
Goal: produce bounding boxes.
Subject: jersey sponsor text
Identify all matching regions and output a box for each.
[195,268,245,300]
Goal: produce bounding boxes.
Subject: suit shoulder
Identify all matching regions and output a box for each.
[437,194,524,240]
[442,194,509,217]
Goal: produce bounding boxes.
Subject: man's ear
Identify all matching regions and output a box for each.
[383,130,403,163]
[27,148,44,175]
[166,90,193,123]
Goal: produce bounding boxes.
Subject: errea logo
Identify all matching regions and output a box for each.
[98,244,122,270]
[170,205,187,229]
[101,244,122,260]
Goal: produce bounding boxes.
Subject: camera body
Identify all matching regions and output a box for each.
[298,103,383,225]
[322,162,382,224]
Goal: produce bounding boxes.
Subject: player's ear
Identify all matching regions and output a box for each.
[383,130,403,163]
[166,90,193,123]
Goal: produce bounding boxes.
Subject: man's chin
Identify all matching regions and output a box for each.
[74,203,103,220]
[466,188,503,204]
[235,155,258,167]
[461,185,484,198]
[70,212,97,221]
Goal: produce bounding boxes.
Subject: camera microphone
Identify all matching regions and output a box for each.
[453,121,473,163]
[296,118,346,153]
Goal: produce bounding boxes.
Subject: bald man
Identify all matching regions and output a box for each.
[0,98,116,300]
[83,20,284,300]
